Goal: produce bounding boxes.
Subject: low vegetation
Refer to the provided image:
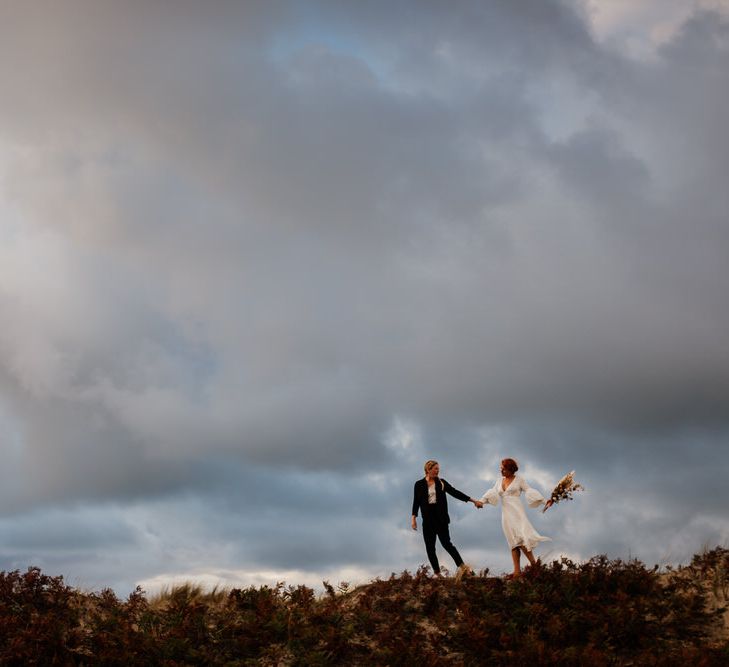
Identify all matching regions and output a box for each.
[1,547,727,665]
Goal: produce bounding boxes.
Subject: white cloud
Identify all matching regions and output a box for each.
[585,0,729,58]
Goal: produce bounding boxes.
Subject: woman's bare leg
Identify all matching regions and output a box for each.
[521,547,537,567]
[510,548,522,577]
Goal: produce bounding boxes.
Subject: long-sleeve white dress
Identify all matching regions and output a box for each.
[480,475,551,552]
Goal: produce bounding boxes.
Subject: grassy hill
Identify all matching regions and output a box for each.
[1,547,727,665]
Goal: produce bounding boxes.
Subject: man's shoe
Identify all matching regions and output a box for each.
[455,563,472,583]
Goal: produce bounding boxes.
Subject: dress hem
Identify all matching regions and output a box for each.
[509,536,551,551]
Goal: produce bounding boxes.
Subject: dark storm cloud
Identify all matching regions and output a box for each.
[1,1,728,588]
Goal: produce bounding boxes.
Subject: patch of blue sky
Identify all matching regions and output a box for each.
[268,13,390,83]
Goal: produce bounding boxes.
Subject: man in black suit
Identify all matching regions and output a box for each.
[411,459,483,578]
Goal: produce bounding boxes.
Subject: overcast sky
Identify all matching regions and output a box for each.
[1,0,728,594]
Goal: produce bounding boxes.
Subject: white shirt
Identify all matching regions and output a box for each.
[427,482,437,504]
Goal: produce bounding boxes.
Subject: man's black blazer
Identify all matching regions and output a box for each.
[412,477,470,525]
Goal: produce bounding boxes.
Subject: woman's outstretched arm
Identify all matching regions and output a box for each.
[478,479,500,506]
[521,477,552,509]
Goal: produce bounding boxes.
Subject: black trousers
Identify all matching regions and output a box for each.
[422,515,464,573]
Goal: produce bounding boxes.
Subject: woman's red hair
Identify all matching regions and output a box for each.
[501,458,519,474]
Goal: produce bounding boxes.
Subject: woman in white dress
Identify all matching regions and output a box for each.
[480,458,553,578]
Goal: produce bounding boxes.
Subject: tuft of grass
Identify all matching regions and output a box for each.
[150,582,230,609]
